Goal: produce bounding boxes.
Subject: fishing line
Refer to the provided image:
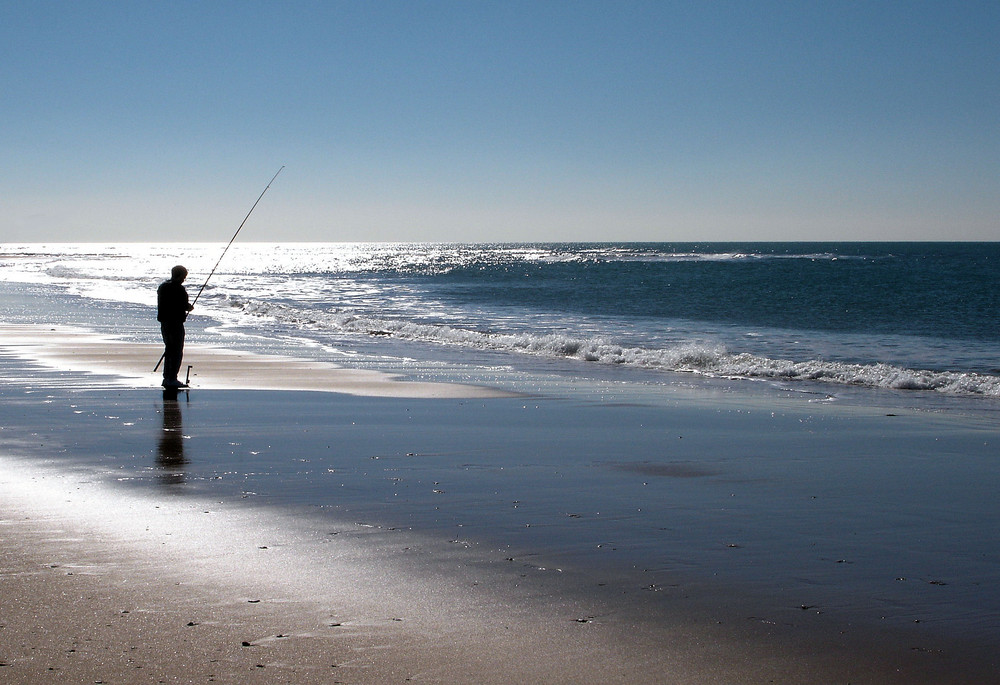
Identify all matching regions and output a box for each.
[154,166,284,373]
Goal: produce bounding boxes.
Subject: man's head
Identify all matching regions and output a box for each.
[171,265,188,282]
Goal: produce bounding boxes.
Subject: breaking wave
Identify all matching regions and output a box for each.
[223,296,1000,398]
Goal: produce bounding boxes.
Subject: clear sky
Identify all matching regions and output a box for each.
[2,1,997,243]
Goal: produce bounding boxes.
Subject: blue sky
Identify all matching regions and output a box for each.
[2,1,997,242]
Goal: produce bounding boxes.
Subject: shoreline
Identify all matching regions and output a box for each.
[0,323,517,398]
[2,325,999,682]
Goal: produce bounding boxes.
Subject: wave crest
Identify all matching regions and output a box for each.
[221,296,1000,398]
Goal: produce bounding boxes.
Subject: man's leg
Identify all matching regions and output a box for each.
[161,323,185,385]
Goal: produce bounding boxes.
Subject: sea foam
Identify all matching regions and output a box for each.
[224,296,1000,398]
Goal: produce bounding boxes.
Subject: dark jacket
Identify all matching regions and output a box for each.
[157,279,190,324]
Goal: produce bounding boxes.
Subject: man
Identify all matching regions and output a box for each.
[157,265,194,388]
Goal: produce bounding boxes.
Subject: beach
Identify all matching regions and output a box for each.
[4,0,1000,671]
[2,322,998,683]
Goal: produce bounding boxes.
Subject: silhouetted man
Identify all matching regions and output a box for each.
[157,265,194,388]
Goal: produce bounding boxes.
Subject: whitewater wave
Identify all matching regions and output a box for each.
[565,247,867,264]
[222,296,1000,398]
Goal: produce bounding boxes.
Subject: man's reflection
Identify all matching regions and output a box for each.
[157,389,188,487]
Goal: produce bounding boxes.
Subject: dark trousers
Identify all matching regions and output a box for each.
[160,322,185,382]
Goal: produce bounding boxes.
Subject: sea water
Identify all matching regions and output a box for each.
[2,242,999,403]
[2,242,1000,659]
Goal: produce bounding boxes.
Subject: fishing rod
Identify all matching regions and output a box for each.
[154,166,284,373]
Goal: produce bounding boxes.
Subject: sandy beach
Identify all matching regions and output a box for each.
[4,0,1000,674]
[0,324,516,398]
[2,323,999,683]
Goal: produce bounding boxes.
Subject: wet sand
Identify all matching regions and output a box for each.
[2,324,999,683]
[0,323,515,398]
[4,453,988,685]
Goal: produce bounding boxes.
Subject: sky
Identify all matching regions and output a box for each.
[1,1,997,243]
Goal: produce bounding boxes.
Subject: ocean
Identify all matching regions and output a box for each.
[2,241,999,669]
[2,241,999,402]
